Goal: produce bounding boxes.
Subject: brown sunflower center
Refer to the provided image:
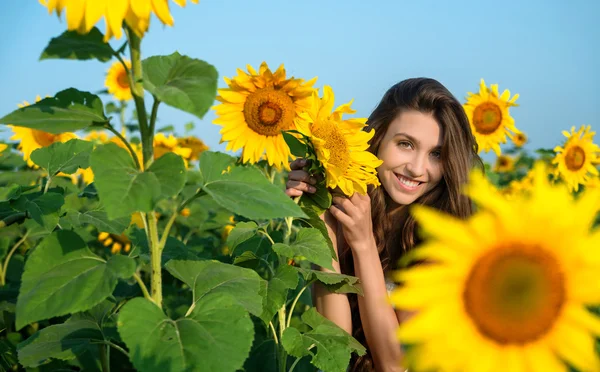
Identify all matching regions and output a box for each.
[243,88,295,136]
[313,120,350,171]
[564,146,586,171]
[499,157,509,167]
[117,69,130,89]
[463,244,565,345]
[32,129,58,147]
[473,102,503,135]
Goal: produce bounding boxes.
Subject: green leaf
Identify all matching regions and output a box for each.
[198,151,237,184]
[40,28,115,62]
[11,192,64,231]
[118,296,254,372]
[260,265,299,324]
[30,139,93,175]
[0,88,107,134]
[142,52,218,119]
[17,319,104,367]
[0,184,36,201]
[147,152,186,200]
[165,259,264,316]
[90,143,161,219]
[281,308,366,372]
[282,131,307,158]
[273,228,334,270]
[298,197,334,257]
[16,230,135,330]
[294,267,362,295]
[61,208,130,234]
[199,153,306,220]
[226,221,259,252]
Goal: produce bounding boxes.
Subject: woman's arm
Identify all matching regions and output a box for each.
[312,211,353,334]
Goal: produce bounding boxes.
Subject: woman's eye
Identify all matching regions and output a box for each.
[431,150,441,159]
[397,141,412,149]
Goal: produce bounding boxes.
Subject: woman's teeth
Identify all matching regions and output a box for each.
[397,174,420,188]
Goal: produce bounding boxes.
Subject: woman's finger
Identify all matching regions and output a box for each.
[288,170,316,184]
[332,196,357,216]
[285,188,303,197]
[289,158,311,171]
[329,204,353,227]
[286,180,316,193]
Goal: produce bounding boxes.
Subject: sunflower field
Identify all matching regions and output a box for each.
[0,2,598,372]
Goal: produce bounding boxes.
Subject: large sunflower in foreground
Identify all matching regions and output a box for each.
[213,62,317,170]
[295,86,383,196]
[463,79,520,155]
[391,164,600,372]
[105,60,132,101]
[552,125,600,192]
[9,96,77,167]
[40,0,199,41]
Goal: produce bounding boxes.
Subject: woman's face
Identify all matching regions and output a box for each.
[376,110,444,206]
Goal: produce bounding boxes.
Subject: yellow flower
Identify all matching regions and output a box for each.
[295,86,383,196]
[84,131,109,143]
[9,97,78,168]
[493,155,515,173]
[213,62,317,170]
[463,79,520,155]
[154,133,192,162]
[391,164,600,372]
[105,60,132,101]
[584,176,600,189]
[39,0,199,42]
[552,125,600,192]
[500,167,537,199]
[177,136,209,161]
[98,231,131,255]
[221,216,236,255]
[0,144,7,155]
[512,132,527,148]
[180,208,191,217]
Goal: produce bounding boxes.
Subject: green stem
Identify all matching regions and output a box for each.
[43,177,52,194]
[288,357,301,372]
[269,321,279,345]
[0,232,29,286]
[159,210,177,250]
[146,212,162,308]
[99,344,110,372]
[283,196,301,245]
[286,282,310,328]
[119,101,127,134]
[93,340,129,359]
[258,230,275,245]
[105,124,141,170]
[0,212,27,229]
[133,272,152,303]
[178,190,205,213]
[149,97,160,138]
[278,305,288,371]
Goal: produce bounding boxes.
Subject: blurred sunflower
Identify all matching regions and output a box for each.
[9,96,78,168]
[105,60,132,101]
[177,136,208,161]
[391,163,600,372]
[221,216,236,255]
[493,155,515,173]
[154,133,192,162]
[552,125,600,192]
[213,62,317,170]
[512,132,527,148]
[180,208,191,217]
[39,0,199,41]
[500,167,536,199]
[295,86,383,196]
[98,231,131,255]
[463,79,520,155]
[0,144,7,155]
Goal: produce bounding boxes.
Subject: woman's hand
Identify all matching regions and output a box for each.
[285,158,317,197]
[329,193,376,252]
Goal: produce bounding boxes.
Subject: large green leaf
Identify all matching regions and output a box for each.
[117,296,254,372]
[197,151,237,184]
[0,89,107,133]
[90,143,161,219]
[259,265,298,324]
[61,208,130,235]
[17,319,104,367]
[30,139,93,175]
[11,192,64,231]
[40,28,115,62]
[273,228,334,270]
[282,308,366,372]
[294,267,362,295]
[147,152,186,200]
[198,152,306,220]
[16,230,136,330]
[165,259,264,316]
[142,52,218,119]
[226,221,259,253]
[298,196,334,257]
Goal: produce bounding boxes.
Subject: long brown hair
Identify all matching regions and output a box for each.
[340,78,483,371]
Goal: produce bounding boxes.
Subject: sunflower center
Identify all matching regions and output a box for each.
[117,70,130,89]
[313,120,350,171]
[473,102,503,135]
[564,146,586,171]
[243,88,295,136]
[463,244,565,345]
[31,129,58,147]
[499,158,508,166]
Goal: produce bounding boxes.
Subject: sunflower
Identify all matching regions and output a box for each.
[213,62,317,170]
[177,136,208,161]
[493,155,514,173]
[9,96,78,168]
[0,144,7,155]
[512,132,527,148]
[294,86,383,196]
[552,125,600,192]
[221,216,236,255]
[153,133,192,162]
[500,167,537,199]
[463,79,520,156]
[98,232,132,255]
[391,164,600,372]
[39,0,199,41]
[105,60,132,102]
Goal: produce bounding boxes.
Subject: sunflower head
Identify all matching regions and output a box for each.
[463,79,520,156]
[493,155,515,173]
[153,133,192,163]
[552,125,600,192]
[106,60,132,102]
[391,163,600,372]
[295,86,383,196]
[512,132,527,147]
[98,232,131,255]
[177,136,209,161]
[213,62,317,170]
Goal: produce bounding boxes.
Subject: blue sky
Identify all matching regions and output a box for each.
[0,0,598,163]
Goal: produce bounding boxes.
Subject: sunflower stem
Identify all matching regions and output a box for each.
[278,305,288,371]
[146,212,162,308]
[105,124,141,170]
[43,177,52,194]
[149,97,160,139]
[132,272,152,303]
[0,231,29,287]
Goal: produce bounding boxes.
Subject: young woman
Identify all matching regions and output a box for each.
[285,78,483,372]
